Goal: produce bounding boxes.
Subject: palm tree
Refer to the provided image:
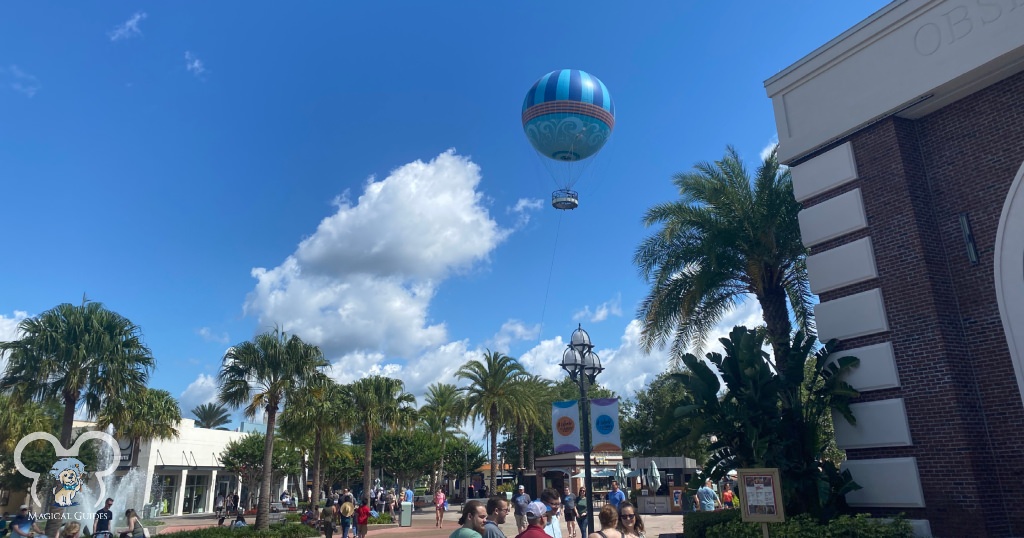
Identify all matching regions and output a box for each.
[97,388,181,466]
[218,329,327,529]
[634,145,812,373]
[0,301,154,446]
[192,402,232,429]
[280,375,350,505]
[456,350,529,492]
[345,375,416,500]
[419,383,466,491]
[518,375,553,471]
[0,395,56,453]
[0,300,153,538]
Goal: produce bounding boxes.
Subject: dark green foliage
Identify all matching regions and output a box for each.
[372,429,443,487]
[684,509,741,538]
[192,403,232,430]
[674,327,861,520]
[159,523,319,538]
[705,513,913,538]
[220,432,302,502]
[443,437,487,483]
[620,369,706,459]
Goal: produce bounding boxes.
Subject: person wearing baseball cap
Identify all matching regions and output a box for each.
[514,501,549,538]
[512,485,531,533]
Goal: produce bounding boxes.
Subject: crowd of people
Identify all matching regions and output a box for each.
[447,483,646,538]
[0,498,147,538]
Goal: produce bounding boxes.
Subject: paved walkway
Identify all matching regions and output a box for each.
[152,507,686,537]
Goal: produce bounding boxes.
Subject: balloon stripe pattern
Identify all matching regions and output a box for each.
[522,69,615,162]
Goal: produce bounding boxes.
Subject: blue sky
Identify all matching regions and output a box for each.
[0,2,889,424]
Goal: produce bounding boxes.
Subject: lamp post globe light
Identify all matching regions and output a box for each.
[560,324,603,534]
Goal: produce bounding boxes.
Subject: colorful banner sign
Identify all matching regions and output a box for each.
[590,398,622,452]
[552,400,581,453]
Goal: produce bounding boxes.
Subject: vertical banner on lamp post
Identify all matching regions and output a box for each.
[552,400,581,453]
[590,398,622,452]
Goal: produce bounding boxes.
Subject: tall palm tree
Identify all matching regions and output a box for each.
[218,329,327,529]
[0,300,153,538]
[456,350,529,492]
[518,375,553,472]
[419,383,466,490]
[634,145,813,373]
[280,375,350,505]
[97,388,182,466]
[345,375,416,500]
[0,301,154,446]
[192,402,232,429]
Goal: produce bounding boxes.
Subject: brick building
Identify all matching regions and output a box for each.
[765,1,1024,536]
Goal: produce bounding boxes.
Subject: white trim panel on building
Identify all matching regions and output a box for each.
[765,0,1024,163]
[830,342,900,392]
[791,142,859,202]
[798,189,868,248]
[834,399,913,449]
[816,288,889,341]
[842,457,925,508]
[806,237,878,294]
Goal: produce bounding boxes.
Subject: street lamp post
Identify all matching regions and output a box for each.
[560,324,604,535]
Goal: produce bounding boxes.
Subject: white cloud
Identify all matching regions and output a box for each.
[108,12,147,41]
[245,150,511,359]
[1,65,41,98]
[0,311,29,373]
[179,373,219,413]
[197,327,230,345]
[572,294,623,323]
[508,198,543,228]
[489,320,540,353]
[185,51,206,77]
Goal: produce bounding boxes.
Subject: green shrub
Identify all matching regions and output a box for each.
[368,514,394,525]
[684,509,741,538]
[705,513,914,538]
[159,523,319,538]
[282,513,302,523]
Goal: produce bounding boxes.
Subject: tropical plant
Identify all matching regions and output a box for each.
[0,301,154,446]
[96,388,181,467]
[220,432,302,513]
[218,329,327,529]
[456,349,530,492]
[0,300,153,538]
[280,375,350,505]
[192,402,232,430]
[321,437,362,491]
[419,383,466,490]
[373,429,443,489]
[673,326,860,519]
[443,437,487,499]
[634,145,812,372]
[620,370,707,460]
[344,375,416,500]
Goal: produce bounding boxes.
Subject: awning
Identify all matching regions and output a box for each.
[570,470,616,478]
[626,469,643,478]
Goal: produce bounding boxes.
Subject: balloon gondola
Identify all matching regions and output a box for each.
[522,69,615,210]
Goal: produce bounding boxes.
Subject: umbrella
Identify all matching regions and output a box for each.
[615,462,629,487]
[648,460,662,492]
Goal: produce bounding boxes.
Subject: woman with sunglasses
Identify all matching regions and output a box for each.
[616,502,645,538]
[574,487,590,537]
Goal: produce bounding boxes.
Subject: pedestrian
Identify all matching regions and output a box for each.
[93,498,114,537]
[607,482,626,511]
[60,522,80,538]
[10,506,41,538]
[562,486,578,538]
[449,500,487,538]
[338,499,354,538]
[483,496,509,538]
[615,502,644,538]
[117,509,144,538]
[722,484,734,509]
[585,505,622,538]
[356,498,371,538]
[540,488,563,538]
[435,487,447,528]
[515,501,550,538]
[694,479,720,512]
[574,487,589,538]
[512,485,531,533]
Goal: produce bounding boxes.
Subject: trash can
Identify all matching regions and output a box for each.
[400,502,413,527]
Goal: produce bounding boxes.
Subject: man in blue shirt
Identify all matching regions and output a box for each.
[696,479,720,512]
[404,486,413,503]
[607,481,626,510]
